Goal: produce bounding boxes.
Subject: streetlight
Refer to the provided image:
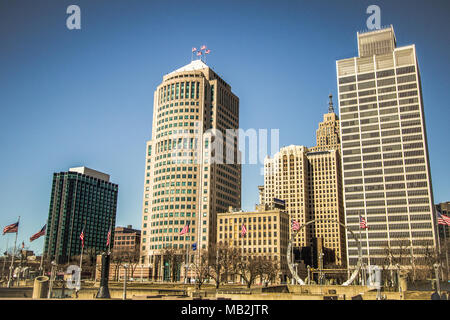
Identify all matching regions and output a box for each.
[307,265,311,285]
[123,264,129,300]
[47,261,57,299]
[433,263,441,296]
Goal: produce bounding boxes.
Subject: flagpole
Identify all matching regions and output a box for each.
[241,224,244,285]
[79,220,86,275]
[2,236,9,280]
[108,218,112,254]
[7,216,19,288]
[39,251,44,276]
[39,223,47,276]
[359,214,363,285]
[444,224,449,281]
[366,221,371,268]
[184,241,188,284]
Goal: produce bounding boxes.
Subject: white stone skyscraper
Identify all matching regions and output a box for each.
[336,26,437,269]
[140,59,241,281]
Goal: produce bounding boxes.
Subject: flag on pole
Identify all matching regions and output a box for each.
[291,220,300,231]
[192,47,197,52]
[360,216,368,229]
[200,45,206,50]
[205,49,211,54]
[80,228,85,248]
[21,241,24,249]
[30,224,46,242]
[3,221,19,235]
[241,224,247,237]
[106,225,112,247]
[192,243,197,251]
[437,212,450,226]
[196,51,202,56]
[180,223,189,235]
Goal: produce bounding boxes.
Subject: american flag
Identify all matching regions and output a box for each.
[291,220,300,231]
[30,224,46,242]
[360,216,368,229]
[200,45,206,50]
[106,226,111,247]
[179,222,189,235]
[3,221,19,235]
[205,49,211,54]
[437,212,450,226]
[241,223,247,237]
[80,228,85,248]
[192,47,197,52]
[196,51,202,56]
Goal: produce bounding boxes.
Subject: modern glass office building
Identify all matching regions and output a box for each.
[44,167,118,264]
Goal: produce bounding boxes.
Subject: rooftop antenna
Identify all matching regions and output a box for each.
[328,94,335,113]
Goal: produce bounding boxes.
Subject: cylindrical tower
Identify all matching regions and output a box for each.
[140,59,241,282]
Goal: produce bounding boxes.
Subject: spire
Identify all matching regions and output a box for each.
[328,94,335,113]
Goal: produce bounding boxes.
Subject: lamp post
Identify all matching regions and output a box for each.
[307,265,311,285]
[319,252,325,285]
[433,263,441,296]
[123,264,128,300]
[47,261,57,299]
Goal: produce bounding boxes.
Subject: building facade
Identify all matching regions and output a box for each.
[264,145,310,249]
[309,94,341,152]
[336,26,437,268]
[216,206,290,282]
[44,167,118,264]
[113,225,141,254]
[140,59,241,280]
[263,99,346,266]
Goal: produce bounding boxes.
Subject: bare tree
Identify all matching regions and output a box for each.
[191,249,211,290]
[260,258,280,285]
[110,249,126,281]
[208,243,241,289]
[236,254,262,289]
[123,247,140,279]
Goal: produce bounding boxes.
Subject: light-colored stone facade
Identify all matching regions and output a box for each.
[336,26,437,268]
[262,100,346,266]
[140,59,241,280]
[216,207,290,282]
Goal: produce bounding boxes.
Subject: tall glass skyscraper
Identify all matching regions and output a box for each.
[140,59,241,281]
[44,167,118,264]
[336,26,437,269]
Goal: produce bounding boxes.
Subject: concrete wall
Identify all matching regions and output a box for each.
[76,287,187,299]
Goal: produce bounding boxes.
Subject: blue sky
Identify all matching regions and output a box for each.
[1,0,449,254]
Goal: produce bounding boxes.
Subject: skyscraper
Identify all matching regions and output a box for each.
[336,26,437,268]
[263,97,346,266]
[44,167,118,264]
[264,145,310,249]
[309,94,341,153]
[140,59,241,280]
